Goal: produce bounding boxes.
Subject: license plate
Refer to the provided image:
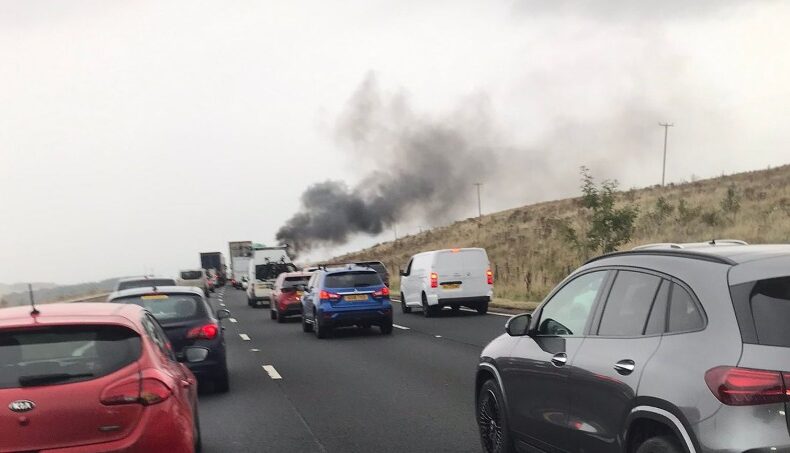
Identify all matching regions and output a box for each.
[442,283,461,290]
[344,294,368,302]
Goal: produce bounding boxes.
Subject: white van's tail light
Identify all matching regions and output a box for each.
[486,269,494,285]
[705,366,790,406]
[430,273,438,288]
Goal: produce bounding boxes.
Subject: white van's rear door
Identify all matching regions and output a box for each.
[433,249,490,300]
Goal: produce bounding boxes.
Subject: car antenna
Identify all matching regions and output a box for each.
[28,283,40,316]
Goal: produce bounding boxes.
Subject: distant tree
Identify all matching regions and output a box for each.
[563,167,639,259]
[721,183,742,221]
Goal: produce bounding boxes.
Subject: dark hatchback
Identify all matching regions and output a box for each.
[109,286,231,392]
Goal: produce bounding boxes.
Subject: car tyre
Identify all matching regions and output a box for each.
[270,309,277,320]
[422,293,434,318]
[314,312,330,339]
[214,367,230,393]
[400,293,412,314]
[477,379,515,453]
[477,302,488,315]
[193,407,203,453]
[634,435,683,453]
[302,314,313,332]
[380,319,393,335]
[276,310,286,323]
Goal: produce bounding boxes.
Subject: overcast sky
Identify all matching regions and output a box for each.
[2,0,789,284]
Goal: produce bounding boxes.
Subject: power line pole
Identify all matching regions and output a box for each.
[473,183,483,220]
[659,122,674,186]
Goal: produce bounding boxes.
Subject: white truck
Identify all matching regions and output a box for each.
[246,246,297,307]
[231,256,251,289]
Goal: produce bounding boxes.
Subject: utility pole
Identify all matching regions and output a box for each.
[659,122,674,186]
[473,183,483,220]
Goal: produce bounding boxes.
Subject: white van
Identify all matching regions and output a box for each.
[177,269,209,296]
[246,247,296,307]
[399,248,493,317]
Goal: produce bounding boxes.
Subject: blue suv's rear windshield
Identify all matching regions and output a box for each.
[325,271,382,288]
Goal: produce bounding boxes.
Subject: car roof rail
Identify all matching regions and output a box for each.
[586,249,737,266]
[632,243,684,250]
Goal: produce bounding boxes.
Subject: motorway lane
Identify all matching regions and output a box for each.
[199,286,519,453]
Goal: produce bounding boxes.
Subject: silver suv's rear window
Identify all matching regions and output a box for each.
[0,325,141,389]
[731,276,790,347]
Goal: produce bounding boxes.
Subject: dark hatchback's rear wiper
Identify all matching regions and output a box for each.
[18,372,94,387]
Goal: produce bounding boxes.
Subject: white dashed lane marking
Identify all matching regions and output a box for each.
[392,324,410,330]
[239,334,251,341]
[229,318,237,323]
[435,335,442,338]
[393,299,514,318]
[262,365,282,380]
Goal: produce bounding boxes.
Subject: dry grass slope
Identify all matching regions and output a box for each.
[336,164,790,302]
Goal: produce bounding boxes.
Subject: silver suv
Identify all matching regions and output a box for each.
[476,243,790,452]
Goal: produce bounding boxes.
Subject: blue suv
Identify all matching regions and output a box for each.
[301,266,393,338]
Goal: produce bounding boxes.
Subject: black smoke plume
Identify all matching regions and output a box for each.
[276,74,500,255]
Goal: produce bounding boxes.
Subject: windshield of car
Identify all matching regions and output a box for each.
[282,276,310,289]
[324,271,383,289]
[117,279,176,290]
[0,325,141,389]
[180,271,202,280]
[256,263,297,281]
[110,293,206,323]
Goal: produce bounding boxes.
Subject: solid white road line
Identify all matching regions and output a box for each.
[392,324,410,330]
[459,307,513,318]
[239,333,251,341]
[262,365,282,380]
[229,318,237,323]
[393,299,514,318]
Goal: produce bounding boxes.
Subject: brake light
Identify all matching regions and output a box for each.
[486,269,494,285]
[101,378,171,406]
[186,323,219,340]
[705,366,789,406]
[319,290,340,301]
[373,287,390,298]
[430,272,438,288]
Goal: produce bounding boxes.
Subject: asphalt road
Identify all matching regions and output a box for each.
[198,285,515,453]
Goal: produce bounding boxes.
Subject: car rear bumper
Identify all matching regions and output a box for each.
[322,308,392,327]
[277,303,303,316]
[40,400,193,453]
[436,296,490,307]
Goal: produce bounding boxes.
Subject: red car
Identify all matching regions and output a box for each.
[0,303,201,453]
[270,271,312,323]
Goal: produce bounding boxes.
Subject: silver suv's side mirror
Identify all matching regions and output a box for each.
[505,313,532,337]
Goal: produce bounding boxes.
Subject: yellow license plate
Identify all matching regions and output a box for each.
[442,284,461,290]
[344,294,368,302]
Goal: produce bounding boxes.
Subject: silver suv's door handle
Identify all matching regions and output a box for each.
[551,353,568,367]
[614,359,636,375]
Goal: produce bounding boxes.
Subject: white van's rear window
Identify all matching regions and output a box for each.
[434,250,488,273]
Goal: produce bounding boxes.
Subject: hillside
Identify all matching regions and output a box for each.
[0,278,120,307]
[337,164,790,302]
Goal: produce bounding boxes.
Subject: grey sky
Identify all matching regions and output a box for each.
[1,1,789,284]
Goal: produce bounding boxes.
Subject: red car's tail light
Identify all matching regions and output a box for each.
[430,273,438,288]
[319,290,340,301]
[101,378,171,406]
[705,366,788,406]
[486,269,494,285]
[373,287,390,298]
[186,323,219,340]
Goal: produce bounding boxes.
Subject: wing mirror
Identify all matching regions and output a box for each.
[217,308,231,320]
[505,313,532,337]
